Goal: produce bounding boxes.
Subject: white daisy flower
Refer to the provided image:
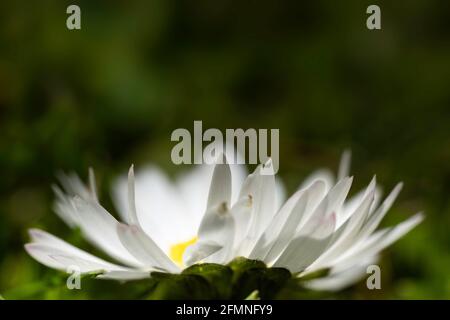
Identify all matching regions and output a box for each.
[25,152,423,292]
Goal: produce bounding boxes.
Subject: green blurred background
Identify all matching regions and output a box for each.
[0,0,449,299]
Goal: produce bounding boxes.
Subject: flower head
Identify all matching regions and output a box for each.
[25,151,423,292]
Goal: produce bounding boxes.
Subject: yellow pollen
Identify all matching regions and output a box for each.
[169,236,198,267]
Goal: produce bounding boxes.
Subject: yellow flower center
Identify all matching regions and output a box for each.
[169,236,197,267]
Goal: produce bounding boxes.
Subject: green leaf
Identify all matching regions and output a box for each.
[228,257,291,299]
[146,273,214,300]
[231,267,291,299]
[228,257,267,273]
[143,258,292,299]
[182,263,233,298]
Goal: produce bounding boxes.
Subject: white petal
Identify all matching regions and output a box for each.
[88,168,98,202]
[53,173,143,267]
[182,156,236,265]
[251,188,309,262]
[97,270,151,280]
[72,197,143,267]
[336,189,365,229]
[51,255,114,273]
[357,183,403,239]
[52,185,78,227]
[25,240,130,274]
[28,229,119,268]
[297,176,353,232]
[186,203,235,265]
[239,163,277,255]
[230,195,253,253]
[174,164,246,238]
[307,179,376,271]
[183,242,222,266]
[249,181,324,261]
[337,177,383,229]
[207,154,232,209]
[176,165,217,232]
[112,166,192,251]
[332,213,424,268]
[275,178,287,211]
[303,255,378,291]
[25,243,71,270]
[337,150,351,181]
[273,212,336,272]
[56,172,94,200]
[127,165,139,225]
[264,179,334,264]
[323,176,354,218]
[117,223,179,273]
[253,160,277,231]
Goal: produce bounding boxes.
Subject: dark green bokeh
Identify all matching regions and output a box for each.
[0,0,449,299]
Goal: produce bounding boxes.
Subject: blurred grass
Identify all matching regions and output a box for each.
[0,0,449,299]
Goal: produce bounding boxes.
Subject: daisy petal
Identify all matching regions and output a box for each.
[24,243,127,273]
[97,270,151,280]
[307,178,376,270]
[332,213,424,268]
[190,203,235,264]
[238,163,277,255]
[72,197,143,267]
[127,165,139,225]
[273,212,336,272]
[230,195,253,253]
[248,181,317,261]
[358,183,403,239]
[117,223,179,273]
[183,241,223,266]
[207,154,232,209]
[303,256,378,291]
[337,150,351,181]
